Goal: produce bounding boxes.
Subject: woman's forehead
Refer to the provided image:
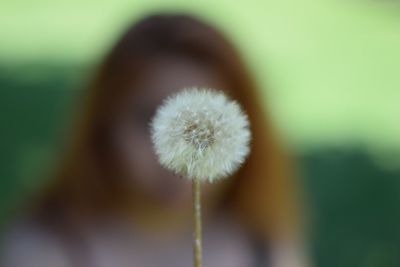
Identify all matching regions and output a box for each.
[130,56,229,108]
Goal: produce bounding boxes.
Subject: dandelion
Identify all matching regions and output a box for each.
[150,88,251,182]
[150,88,251,267]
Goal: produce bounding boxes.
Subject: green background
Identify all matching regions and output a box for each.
[1,0,399,266]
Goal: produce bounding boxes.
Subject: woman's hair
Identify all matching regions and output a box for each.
[33,14,300,237]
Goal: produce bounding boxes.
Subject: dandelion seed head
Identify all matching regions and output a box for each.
[150,88,251,182]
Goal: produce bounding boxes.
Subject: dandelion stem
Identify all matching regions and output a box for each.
[192,178,202,267]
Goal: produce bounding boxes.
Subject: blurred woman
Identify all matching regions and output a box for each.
[1,14,308,267]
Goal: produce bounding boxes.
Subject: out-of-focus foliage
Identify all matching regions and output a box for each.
[1,0,400,155]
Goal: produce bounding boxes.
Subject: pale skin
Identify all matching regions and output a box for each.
[0,56,309,267]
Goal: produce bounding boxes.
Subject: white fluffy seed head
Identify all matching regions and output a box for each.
[150,88,251,182]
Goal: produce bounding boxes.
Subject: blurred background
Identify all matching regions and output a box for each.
[0,0,399,266]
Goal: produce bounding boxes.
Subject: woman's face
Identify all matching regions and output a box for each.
[111,56,230,217]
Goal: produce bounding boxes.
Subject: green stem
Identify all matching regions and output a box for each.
[192,178,202,267]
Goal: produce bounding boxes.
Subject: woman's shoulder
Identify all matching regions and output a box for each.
[0,219,71,267]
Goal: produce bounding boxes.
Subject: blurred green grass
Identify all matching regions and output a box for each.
[1,64,399,267]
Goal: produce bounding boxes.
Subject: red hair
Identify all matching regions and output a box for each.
[34,14,301,237]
